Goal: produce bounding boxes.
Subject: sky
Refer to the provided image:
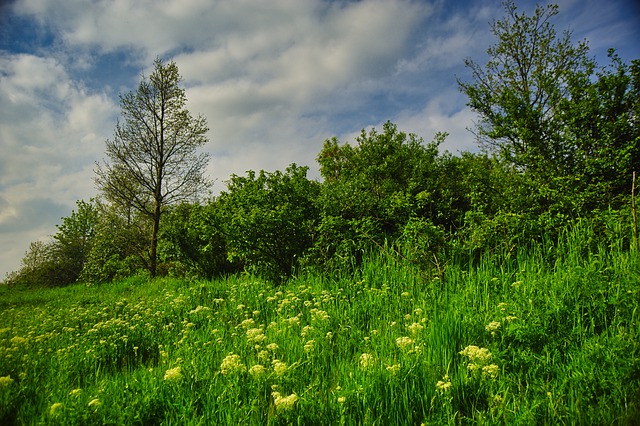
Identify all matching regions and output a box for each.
[1,0,639,279]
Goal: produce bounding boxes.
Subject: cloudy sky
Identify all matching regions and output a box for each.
[1,0,639,279]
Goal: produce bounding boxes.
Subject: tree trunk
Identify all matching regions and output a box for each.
[150,201,161,278]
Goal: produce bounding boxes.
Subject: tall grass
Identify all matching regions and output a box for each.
[1,218,639,424]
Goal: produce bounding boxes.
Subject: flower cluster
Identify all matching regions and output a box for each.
[459,345,499,380]
[88,398,101,410]
[481,363,499,380]
[272,390,299,412]
[359,353,375,369]
[249,364,266,378]
[435,374,452,393]
[310,308,330,323]
[395,336,415,352]
[303,339,316,353]
[164,366,183,381]
[246,327,267,343]
[459,345,491,364]
[407,322,424,335]
[220,353,246,376]
[386,363,401,375]
[49,402,63,417]
[272,359,288,376]
[0,375,14,388]
[485,321,501,336]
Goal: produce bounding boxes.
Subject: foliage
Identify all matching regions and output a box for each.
[80,202,150,284]
[313,122,449,268]
[217,164,320,283]
[458,0,593,172]
[51,199,100,284]
[558,50,640,210]
[5,1,639,296]
[3,241,59,288]
[2,10,639,424]
[1,220,639,424]
[3,200,99,288]
[458,1,638,220]
[94,58,210,277]
[159,202,239,279]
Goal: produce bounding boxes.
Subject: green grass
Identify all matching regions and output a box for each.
[1,223,639,425]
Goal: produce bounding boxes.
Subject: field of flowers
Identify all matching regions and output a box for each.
[1,229,640,424]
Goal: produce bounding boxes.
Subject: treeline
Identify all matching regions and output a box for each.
[5,118,637,288]
[3,1,639,288]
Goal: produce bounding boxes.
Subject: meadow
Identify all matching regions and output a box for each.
[1,220,639,425]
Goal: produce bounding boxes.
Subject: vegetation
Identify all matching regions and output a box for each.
[1,1,639,424]
[94,58,211,278]
[1,219,638,424]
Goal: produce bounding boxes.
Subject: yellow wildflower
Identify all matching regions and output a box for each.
[10,336,27,345]
[88,398,101,410]
[359,353,375,369]
[164,366,183,381]
[407,322,424,335]
[220,354,246,376]
[459,345,492,364]
[485,321,501,336]
[272,359,287,376]
[311,308,330,322]
[303,340,316,353]
[436,379,452,393]
[49,402,63,417]
[239,318,256,329]
[272,391,298,412]
[386,364,401,375]
[482,364,500,380]
[249,364,266,378]
[246,328,266,343]
[0,376,14,388]
[396,336,415,351]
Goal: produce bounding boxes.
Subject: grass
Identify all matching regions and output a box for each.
[1,221,639,425]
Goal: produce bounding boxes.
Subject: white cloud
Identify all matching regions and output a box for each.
[0,53,118,276]
[393,93,479,154]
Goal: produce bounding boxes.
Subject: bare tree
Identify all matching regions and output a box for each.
[95,58,210,277]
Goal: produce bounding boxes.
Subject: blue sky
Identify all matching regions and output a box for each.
[1,0,639,278]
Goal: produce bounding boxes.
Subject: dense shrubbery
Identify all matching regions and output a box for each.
[5,114,637,287]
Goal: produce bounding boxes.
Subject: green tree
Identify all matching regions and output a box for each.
[52,199,99,284]
[80,201,150,284]
[313,122,446,267]
[217,164,319,283]
[160,201,238,279]
[3,241,57,288]
[94,58,210,278]
[559,51,640,210]
[458,0,639,220]
[4,200,99,287]
[458,0,593,173]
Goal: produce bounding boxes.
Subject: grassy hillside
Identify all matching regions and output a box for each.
[1,223,639,425]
